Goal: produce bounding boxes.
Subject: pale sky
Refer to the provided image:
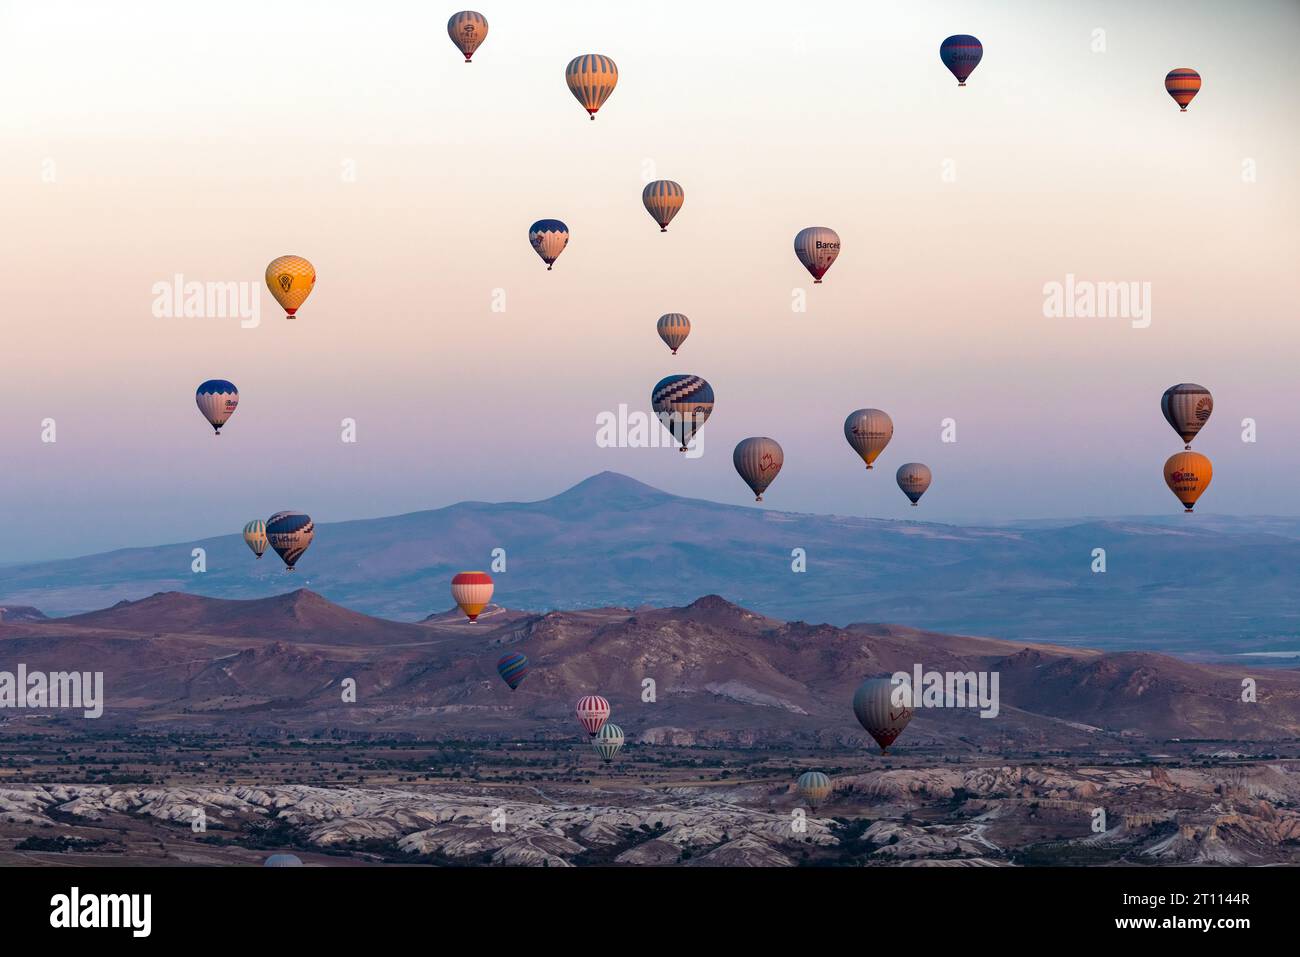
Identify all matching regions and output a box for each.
[0,0,1297,561]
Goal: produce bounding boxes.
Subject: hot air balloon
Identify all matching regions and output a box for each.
[844,409,894,469]
[266,511,314,571]
[793,227,840,283]
[1161,383,1213,449]
[940,34,983,86]
[496,651,528,690]
[733,437,784,502]
[642,180,684,232]
[1164,452,1212,513]
[565,54,618,120]
[195,380,238,435]
[528,219,569,270]
[1165,68,1201,111]
[593,723,624,763]
[265,256,316,319]
[896,463,932,506]
[242,520,268,559]
[657,313,690,355]
[447,11,488,63]
[576,695,610,737]
[452,571,494,622]
[264,853,303,867]
[651,375,714,452]
[852,677,915,754]
[797,770,831,810]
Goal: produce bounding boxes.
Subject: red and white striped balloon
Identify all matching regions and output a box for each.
[575,695,610,736]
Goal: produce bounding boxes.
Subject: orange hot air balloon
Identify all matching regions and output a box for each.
[451,571,494,621]
[1165,68,1201,112]
[265,256,316,319]
[1164,452,1212,512]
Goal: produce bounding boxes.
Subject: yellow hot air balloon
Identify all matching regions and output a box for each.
[1164,452,1212,513]
[565,54,618,120]
[265,256,316,319]
[844,409,893,470]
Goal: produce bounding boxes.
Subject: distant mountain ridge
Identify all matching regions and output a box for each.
[1,471,1298,655]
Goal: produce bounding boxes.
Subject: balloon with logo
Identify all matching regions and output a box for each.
[451,571,494,622]
[844,409,894,469]
[565,54,618,120]
[265,256,316,319]
[853,677,914,754]
[1164,452,1212,513]
[793,226,840,284]
[496,651,528,690]
[528,219,569,270]
[797,771,831,810]
[195,379,238,435]
[642,180,684,232]
[576,695,610,737]
[733,437,784,502]
[266,511,314,571]
[896,463,932,506]
[242,520,268,559]
[1161,383,1213,449]
[940,34,983,86]
[652,375,714,452]
[447,11,488,63]
[657,313,690,355]
[593,723,625,763]
[1165,68,1201,112]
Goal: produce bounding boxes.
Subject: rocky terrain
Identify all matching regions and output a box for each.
[3,759,1299,867]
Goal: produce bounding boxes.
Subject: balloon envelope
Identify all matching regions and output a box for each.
[452,571,494,621]
[844,409,894,469]
[1165,68,1201,111]
[1161,383,1213,448]
[496,651,528,690]
[651,375,714,452]
[576,695,610,736]
[793,226,840,283]
[265,256,315,318]
[1164,451,1213,512]
[266,511,314,570]
[264,854,303,867]
[593,723,625,763]
[196,379,238,434]
[733,437,784,501]
[797,770,832,807]
[242,519,268,558]
[447,11,488,62]
[852,677,914,753]
[528,219,569,270]
[940,34,983,85]
[566,54,618,119]
[657,313,690,354]
[896,463,932,505]
[642,180,684,231]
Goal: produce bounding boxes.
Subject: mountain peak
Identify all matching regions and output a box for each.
[548,471,673,507]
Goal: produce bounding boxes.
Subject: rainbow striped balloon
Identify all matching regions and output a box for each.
[496,651,528,690]
[1165,68,1201,112]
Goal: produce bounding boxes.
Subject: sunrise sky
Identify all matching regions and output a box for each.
[0,0,1297,561]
